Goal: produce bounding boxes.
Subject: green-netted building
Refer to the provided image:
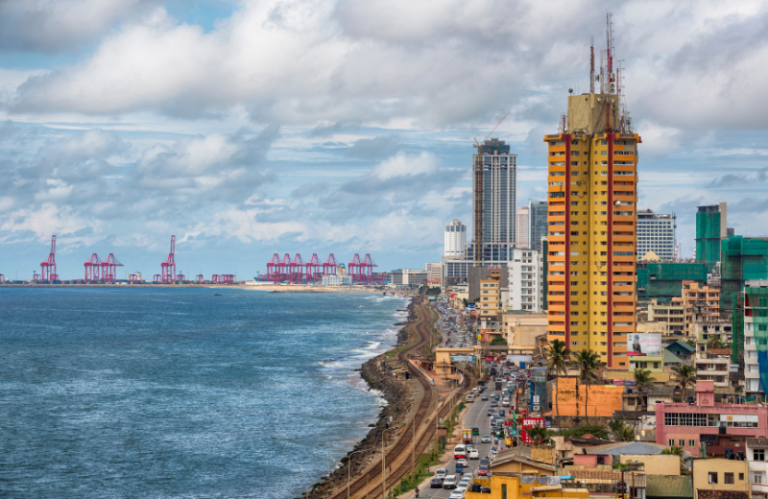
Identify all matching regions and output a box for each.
[637,262,708,304]
[721,236,768,310]
[696,203,728,273]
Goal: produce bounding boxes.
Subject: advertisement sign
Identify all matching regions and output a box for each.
[521,417,545,444]
[506,355,533,362]
[451,356,476,362]
[628,333,662,357]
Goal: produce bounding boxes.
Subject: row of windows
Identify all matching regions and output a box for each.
[664,412,759,427]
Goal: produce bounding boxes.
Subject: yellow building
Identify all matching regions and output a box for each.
[692,458,748,499]
[545,80,641,368]
[502,312,547,355]
[465,473,588,499]
[478,270,503,341]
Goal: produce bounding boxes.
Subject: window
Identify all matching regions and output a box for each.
[739,473,744,481]
[754,449,765,461]
[689,439,695,447]
[755,473,763,484]
[669,439,675,446]
[678,439,685,447]
[709,472,718,484]
[725,473,734,484]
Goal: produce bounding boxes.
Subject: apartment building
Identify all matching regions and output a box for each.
[507,248,544,312]
[744,280,768,400]
[637,210,675,261]
[682,281,721,336]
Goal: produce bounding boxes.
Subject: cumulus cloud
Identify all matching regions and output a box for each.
[708,167,768,188]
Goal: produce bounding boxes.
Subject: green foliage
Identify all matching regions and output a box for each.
[491,336,507,346]
[609,419,636,442]
[707,336,725,349]
[426,286,442,296]
[671,364,697,402]
[661,445,684,456]
[553,424,609,440]
[526,423,553,445]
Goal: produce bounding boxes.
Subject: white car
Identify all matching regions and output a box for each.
[449,491,465,499]
[469,449,480,459]
[502,399,510,407]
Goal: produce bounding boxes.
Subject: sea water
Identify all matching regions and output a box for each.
[0,287,408,499]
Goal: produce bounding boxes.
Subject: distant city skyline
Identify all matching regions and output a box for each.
[0,1,766,277]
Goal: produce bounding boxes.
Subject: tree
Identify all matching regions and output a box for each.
[526,423,552,446]
[545,339,571,428]
[661,445,684,456]
[572,349,602,425]
[633,368,657,412]
[671,364,697,403]
[609,418,635,442]
[707,336,725,350]
[491,336,507,346]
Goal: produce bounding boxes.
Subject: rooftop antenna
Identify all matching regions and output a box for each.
[605,12,614,134]
[590,37,595,94]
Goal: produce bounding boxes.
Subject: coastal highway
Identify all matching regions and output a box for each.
[425,390,502,498]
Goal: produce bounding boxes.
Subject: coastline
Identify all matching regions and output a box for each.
[303,297,418,499]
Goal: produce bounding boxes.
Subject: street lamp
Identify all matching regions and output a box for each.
[347,449,367,499]
[382,427,394,499]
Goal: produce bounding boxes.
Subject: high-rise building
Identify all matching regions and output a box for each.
[470,138,517,262]
[696,203,727,272]
[743,279,768,400]
[516,207,530,248]
[545,34,640,368]
[425,262,442,282]
[528,200,548,252]
[443,219,466,259]
[636,210,675,261]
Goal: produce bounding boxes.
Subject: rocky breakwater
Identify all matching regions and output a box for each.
[303,299,418,499]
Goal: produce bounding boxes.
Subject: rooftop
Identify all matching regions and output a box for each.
[584,441,670,456]
[646,475,693,499]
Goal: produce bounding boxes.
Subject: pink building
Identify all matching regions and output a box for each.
[656,380,768,458]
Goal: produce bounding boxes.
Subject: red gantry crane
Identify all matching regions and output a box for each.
[161,235,176,283]
[40,235,58,283]
[84,253,101,282]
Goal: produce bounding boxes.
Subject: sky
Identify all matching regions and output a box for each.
[1,0,768,280]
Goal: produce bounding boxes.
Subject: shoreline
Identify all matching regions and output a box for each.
[303,297,418,499]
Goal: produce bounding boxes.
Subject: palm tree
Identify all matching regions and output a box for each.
[526,423,551,446]
[671,364,697,403]
[572,349,602,425]
[545,339,571,428]
[707,336,725,350]
[633,368,657,412]
[661,445,684,456]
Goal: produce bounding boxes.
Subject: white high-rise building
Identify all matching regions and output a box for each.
[516,207,529,248]
[507,248,544,312]
[444,219,466,259]
[637,210,676,261]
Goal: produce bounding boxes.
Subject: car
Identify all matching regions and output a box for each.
[460,477,473,487]
[456,458,468,467]
[481,394,488,401]
[472,427,480,435]
[487,409,495,416]
[435,468,447,478]
[469,449,480,459]
[430,477,444,488]
[502,399,510,407]
[478,464,490,476]
[481,435,492,443]
[443,475,457,489]
[449,491,465,499]
[489,392,496,398]
[455,483,468,495]
[490,401,498,407]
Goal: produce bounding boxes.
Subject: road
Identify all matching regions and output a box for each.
[433,302,473,349]
[424,385,512,498]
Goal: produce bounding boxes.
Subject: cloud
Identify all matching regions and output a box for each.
[0,202,102,244]
[0,0,164,53]
[371,151,437,181]
[708,167,768,188]
[345,134,400,159]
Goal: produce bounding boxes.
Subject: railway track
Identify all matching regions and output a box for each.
[326,297,473,499]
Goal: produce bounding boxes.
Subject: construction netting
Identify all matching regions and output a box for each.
[637,263,708,302]
[747,287,768,394]
[696,211,722,271]
[720,237,768,310]
[732,292,744,364]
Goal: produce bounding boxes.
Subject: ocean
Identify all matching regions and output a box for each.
[0,287,408,499]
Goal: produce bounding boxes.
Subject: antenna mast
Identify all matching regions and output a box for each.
[590,37,595,94]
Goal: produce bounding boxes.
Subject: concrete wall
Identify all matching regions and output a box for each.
[469,267,509,302]
[620,454,681,476]
[552,377,623,417]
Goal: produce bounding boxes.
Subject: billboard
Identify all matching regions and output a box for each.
[628,333,662,357]
[506,355,533,362]
[520,417,546,444]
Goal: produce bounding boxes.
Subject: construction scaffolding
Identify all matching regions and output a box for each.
[746,285,768,394]
[720,236,768,310]
[696,204,726,272]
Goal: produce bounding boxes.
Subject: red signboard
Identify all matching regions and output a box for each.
[521,417,546,444]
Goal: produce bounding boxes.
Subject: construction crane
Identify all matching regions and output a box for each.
[473,112,510,266]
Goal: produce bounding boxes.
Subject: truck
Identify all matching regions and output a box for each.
[462,429,473,444]
[495,381,502,390]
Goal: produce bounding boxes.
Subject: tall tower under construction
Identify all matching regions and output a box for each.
[545,18,641,368]
[470,138,517,263]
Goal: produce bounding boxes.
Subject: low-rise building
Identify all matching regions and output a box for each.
[656,380,768,458]
[683,281,721,336]
[501,312,546,357]
[695,349,731,388]
[321,274,352,286]
[691,457,749,499]
[648,298,686,337]
[747,438,768,498]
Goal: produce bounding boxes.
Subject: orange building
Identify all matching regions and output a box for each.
[545,39,641,368]
[551,377,623,418]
